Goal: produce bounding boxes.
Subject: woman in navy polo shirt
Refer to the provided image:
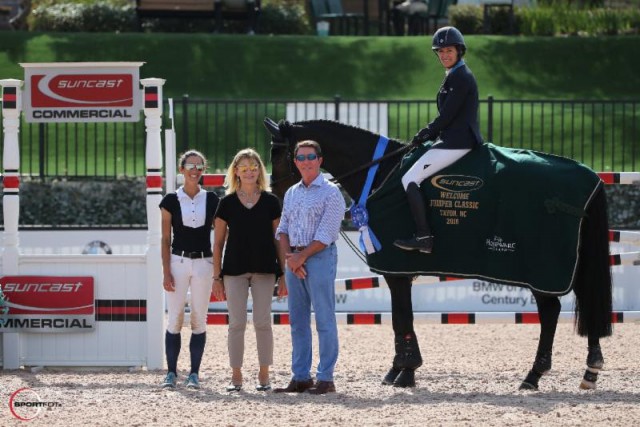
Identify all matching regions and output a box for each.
[159,149,219,390]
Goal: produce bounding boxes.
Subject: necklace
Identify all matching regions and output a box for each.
[238,189,260,208]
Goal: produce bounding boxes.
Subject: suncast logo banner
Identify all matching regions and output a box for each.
[22,62,143,123]
[0,275,95,332]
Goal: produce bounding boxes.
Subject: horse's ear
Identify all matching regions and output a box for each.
[263,117,281,139]
[278,119,292,139]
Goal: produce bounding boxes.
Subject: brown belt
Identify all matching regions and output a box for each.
[290,246,307,252]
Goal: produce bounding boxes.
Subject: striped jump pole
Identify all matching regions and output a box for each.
[610,252,640,266]
[202,310,640,326]
[141,77,166,370]
[597,172,640,185]
[1,79,23,369]
[609,230,640,245]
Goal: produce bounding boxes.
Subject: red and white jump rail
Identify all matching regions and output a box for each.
[610,230,640,245]
[597,172,640,185]
[204,310,640,325]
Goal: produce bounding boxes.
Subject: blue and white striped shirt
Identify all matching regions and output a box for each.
[276,173,345,247]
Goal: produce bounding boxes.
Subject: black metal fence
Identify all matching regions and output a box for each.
[2,96,639,179]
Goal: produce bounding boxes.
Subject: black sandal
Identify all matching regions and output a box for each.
[255,383,271,391]
[225,384,242,392]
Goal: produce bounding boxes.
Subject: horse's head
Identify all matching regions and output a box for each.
[264,117,407,201]
[265,117,301,200]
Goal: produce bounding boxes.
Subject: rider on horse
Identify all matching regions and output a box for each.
[394,26,484,254]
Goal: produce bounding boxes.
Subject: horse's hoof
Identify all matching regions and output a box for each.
[393,369,416,388]
[580,368,599,390]
[580,379,597,390]
[519,381,538,391]
[520,369,543,391]
[382,367,402,385]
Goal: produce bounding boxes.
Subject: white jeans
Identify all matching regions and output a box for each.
[165,255,213,334]
[401,147,471,190]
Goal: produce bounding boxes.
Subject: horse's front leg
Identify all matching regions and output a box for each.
[580,335,605,390]
[383,275,422,388]
[520,293,560,390]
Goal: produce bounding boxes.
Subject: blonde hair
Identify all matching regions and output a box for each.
[224,148,270,195]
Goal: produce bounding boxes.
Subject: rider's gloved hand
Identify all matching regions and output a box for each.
[411,127,431,146]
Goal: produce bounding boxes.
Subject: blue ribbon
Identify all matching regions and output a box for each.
[350,135,388,254]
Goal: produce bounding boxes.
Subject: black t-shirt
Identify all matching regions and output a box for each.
[215,191,282,276]
[159,191,219,252]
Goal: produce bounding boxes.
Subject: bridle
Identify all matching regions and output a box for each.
[269,140,297,186]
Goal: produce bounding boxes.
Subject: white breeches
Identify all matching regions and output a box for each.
[401,147,472,190]
[165,255,213,334]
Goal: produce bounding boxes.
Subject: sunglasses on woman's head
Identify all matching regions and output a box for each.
[295,153,319,162]
[237,165,259,173]
[184,163,205,171]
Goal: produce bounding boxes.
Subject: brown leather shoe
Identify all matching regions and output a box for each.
[273,379,314,393]
[307,380,336,395]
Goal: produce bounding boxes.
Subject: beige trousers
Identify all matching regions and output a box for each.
[224,273,276,367]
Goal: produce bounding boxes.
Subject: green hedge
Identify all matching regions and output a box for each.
[29,0,311,35]
[30,1,137,32]
[4,178,147,226]
[449,5,640,36]
[26,0,640,36]
[1,179,636,228]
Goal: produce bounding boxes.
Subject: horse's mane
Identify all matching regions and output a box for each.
[295,119,405,146]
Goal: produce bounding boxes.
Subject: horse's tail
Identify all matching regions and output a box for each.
[573,183,613,338]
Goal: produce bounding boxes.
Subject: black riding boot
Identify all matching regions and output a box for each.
[394,182,433,253]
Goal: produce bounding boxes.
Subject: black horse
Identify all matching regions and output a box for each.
[265,118,613,390]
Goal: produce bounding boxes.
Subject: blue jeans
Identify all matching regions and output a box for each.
[286,243,338,382]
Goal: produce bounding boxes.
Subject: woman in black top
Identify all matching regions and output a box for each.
[159,149,219,390]
[213,148,286,392]
[394,26,483,254]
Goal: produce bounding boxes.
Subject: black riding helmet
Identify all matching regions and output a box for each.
[432,26,466,58]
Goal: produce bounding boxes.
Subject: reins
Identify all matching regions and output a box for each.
[328,144,411,184]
